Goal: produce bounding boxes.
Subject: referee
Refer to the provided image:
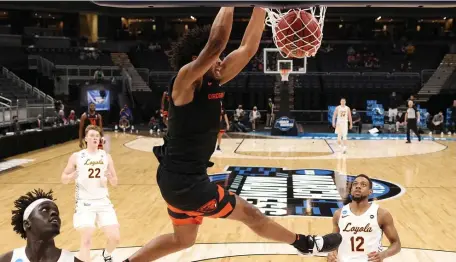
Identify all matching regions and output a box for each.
[405,100,421,143]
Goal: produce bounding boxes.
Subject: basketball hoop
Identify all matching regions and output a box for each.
[280,69,291,82]
[263,6,327,58]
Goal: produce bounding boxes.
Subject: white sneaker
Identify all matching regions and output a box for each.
[448,132,452,135]
[429,131,432,136]
[343,146,347,154]
[441,132,444,136]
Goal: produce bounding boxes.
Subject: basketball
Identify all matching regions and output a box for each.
[274,10,322,58]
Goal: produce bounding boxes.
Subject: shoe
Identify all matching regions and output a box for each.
[406,141,411,143]
[293,233,342,256]
[102,250,112,262]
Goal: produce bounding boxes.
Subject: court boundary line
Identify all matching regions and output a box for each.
[324,139,335,154]
[81,242,456,254]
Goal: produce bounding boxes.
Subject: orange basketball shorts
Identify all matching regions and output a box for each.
[157,165,237,225]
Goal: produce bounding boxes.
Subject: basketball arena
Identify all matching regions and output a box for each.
[1,1,456,262]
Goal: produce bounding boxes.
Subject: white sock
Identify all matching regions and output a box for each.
[104,250,112,257]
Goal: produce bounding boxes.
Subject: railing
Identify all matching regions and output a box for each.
[0,95,12,106]
[121,69,135,107]
[2,67,54,104]
[0,99,57,127]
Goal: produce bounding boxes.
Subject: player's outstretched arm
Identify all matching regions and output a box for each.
[370,208,401,261]
[327,209,341,261]
[173,7,234,99]
[61,153,78,184]
[219,7,266,85]
[106,154,118,186]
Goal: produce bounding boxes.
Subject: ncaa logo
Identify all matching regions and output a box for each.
[210,166,404,218]
[274,117,295,132]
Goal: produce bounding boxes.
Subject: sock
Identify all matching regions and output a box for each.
[291,234,310,252]
[103,250,112,257]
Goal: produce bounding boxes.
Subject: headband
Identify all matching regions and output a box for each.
[23,198,54,221]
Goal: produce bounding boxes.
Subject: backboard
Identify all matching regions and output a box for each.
[263,48,307,77]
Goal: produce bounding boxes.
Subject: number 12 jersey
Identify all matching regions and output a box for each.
[337,203,383,262]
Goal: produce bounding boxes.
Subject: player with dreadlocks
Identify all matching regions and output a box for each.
[0,189,80,262]
[125,7,341,262]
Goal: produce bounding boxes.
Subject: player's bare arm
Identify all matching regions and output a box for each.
[332,107,338,128]
[368,208,401,261]
[0,251,13,262]
[327,209,341,261]
[219,7,266,85]
[79,113,87,147]
[61,153,78,184]
[106,154,118,186]
[98,114,104,136]
[224,113,230,130]
[172,7,234,106]
[348,108,353,129]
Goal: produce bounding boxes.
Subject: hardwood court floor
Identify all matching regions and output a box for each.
[0,132,456,261]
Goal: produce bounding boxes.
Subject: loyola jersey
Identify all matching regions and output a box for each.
[11,247,74,262]
[337,106,349,125]
[338,203,383,262]
[75,149,109,200]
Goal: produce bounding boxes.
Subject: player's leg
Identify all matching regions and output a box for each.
[216,131,223,150]
[226,195,342,254]
[101,225,120,260]
[77,227,96,262]
[126,223,199,262]
[74,208,97,262]
[98,207,121,261]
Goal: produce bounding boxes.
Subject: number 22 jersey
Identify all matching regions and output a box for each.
[337,203,383,262]
[75,149,109,200]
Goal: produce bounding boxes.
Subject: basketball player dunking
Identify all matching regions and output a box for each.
[79,102,104,149]
[327,175,401,262]
[332,98,353,153]
[62,125,120,262]
[124,7,341,262]
[0,189,80,262]
[161,91,170,127]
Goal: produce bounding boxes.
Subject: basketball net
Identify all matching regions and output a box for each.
[263,6,327,58]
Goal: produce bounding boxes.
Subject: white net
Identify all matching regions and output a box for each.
[264,6,327,59]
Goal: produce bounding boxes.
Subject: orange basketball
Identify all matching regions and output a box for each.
[275,10,322,58]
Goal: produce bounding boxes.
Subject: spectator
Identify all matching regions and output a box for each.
[149,110,162,133]
[404,43,415,60]
[249,106,261,131]
[68,110,76,125]
[120,104,132,121]
[119,116,130,130]
[395,111,406,133]
[429,111,444,135]
[266,98,275,128]
[388,92,399,123]
[57,110,67,125]
[351,108,362,133]
[94,67,104,82]
[36,114,42,129]
[235,105,244,122]
[10,116,20,134]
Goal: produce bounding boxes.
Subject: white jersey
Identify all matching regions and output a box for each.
[75,149,109,200]
[336,106,350,125]
[337,203,383,262]
[11,247,74,262]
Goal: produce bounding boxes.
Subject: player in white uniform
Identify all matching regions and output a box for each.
[0,189,79,262]
[61,125,120,262]
[327,175,401,262]
[332,98,353,153]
